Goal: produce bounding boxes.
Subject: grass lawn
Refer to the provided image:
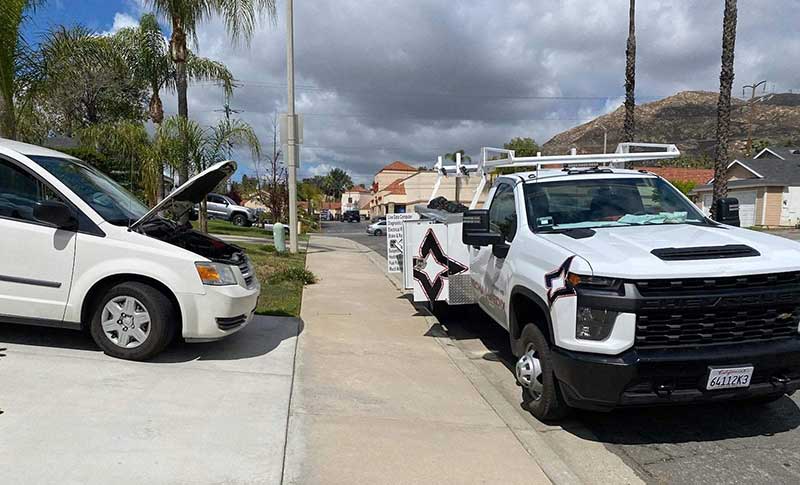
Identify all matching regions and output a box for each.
[238,242,311,317]
[196,219,312,241]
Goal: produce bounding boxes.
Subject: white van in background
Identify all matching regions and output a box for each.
[0,139,260,360]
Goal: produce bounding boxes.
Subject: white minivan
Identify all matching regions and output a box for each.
[0,139,260,360]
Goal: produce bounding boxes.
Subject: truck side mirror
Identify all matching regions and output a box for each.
[714,197,740,226]
[462,209,504,246]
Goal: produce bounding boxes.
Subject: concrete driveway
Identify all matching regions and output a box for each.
[0,315,299,484]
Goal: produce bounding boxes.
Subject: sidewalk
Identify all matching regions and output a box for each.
[283,236,550,484]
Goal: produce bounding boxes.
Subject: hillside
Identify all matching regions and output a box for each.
[542,90,800,158]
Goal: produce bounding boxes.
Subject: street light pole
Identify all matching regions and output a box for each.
[286,0,299,253]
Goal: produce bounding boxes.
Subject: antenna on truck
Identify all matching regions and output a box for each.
[428,143,681,210]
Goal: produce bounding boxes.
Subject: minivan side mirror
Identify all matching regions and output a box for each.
[462,209,504,246]
[33,200,77,229]
[714,197,740,226]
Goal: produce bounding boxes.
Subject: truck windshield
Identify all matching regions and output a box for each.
[30,155,150,226]
[523,177,707,231]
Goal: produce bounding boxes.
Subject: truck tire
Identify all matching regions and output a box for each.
[231,213,248,226]
[517,324,568,421]
[89,282,177,361]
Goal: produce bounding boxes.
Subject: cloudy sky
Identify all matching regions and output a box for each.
[26,0,800,184]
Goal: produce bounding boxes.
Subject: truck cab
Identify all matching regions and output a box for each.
[401,144,800,420]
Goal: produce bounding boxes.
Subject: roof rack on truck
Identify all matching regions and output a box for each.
[429,143,681,209]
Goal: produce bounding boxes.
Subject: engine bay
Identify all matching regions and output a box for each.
[137,217,243,264]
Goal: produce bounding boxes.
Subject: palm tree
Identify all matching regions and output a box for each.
[623,0,636,145]
[711,0,738,219]
[80,121,161,205]
[0,0,45,139]
[322,168,353,201]
[115,13,234,198]
[144,0,276,184]
[158,115,261,232]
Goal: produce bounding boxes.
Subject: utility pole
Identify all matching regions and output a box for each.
[598,124,608,153]
[286,0,299,253]
[743,80,766,157]
[214,100,244,159]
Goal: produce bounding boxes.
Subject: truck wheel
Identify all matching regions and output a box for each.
[516,324,568,421]
[90,282,177,361]
[231,213,247,226]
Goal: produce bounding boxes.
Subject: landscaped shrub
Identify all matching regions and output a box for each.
[269,267,317,285]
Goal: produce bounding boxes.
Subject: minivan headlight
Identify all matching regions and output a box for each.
[195,262,237,286]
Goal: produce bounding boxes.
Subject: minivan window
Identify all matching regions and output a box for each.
[0,159,64,223]
[31,156,150,226]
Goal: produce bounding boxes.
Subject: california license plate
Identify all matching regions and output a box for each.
[706,366,754,391]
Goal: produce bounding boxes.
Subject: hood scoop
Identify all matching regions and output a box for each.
[651,244,760,261]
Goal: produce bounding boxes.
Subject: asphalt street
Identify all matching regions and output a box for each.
[322,224,800,484]
[320,220,387,259]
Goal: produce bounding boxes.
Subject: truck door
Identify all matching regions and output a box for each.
[472,182,517,327]
[0,158,77,323]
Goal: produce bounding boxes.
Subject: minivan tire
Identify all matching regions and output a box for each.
[90,282,177,361]
[231,213,248,226]
[518,324,568,421]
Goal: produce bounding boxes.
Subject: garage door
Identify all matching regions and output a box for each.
[730,190,757,227]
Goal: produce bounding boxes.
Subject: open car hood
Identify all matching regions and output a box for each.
[130,160,237,230]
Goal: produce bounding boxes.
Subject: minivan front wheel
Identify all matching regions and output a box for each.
[90,282,176,361]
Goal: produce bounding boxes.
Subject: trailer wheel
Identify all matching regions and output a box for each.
[516,324,568,421]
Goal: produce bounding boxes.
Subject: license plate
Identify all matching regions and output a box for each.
[706,366,754,391]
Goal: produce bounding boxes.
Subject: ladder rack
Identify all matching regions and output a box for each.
[429,143,681,209]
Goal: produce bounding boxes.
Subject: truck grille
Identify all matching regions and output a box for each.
[634,271,800,349]
[238,255,255,288]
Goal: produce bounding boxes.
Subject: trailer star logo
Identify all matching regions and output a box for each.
[545,256,576,305]
[413,228,468,302]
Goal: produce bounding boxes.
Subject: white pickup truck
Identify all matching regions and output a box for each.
[400,144,800,420]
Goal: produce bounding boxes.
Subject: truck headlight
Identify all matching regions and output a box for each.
[567,273,621,291]
[195,262,238,286]
[576,307,617,341]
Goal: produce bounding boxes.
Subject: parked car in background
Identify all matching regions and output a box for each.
[0,139,260,360]
[343,210,361,222]
[205,193,257,226]
[367,218,387,236]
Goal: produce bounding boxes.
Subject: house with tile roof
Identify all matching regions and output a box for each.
[369,160,489,217]
[692,149,800,227]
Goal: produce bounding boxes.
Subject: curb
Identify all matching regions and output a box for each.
[335,235,583,485]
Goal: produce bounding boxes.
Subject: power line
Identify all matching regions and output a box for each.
[196,80,669,101]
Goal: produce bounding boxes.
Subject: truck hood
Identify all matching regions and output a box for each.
[539,224,800,279]
[130,160,236,229]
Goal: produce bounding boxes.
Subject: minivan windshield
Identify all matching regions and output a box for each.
[31,155,150,226]
[523,177,707,231]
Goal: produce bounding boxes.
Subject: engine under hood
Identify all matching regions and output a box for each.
[540,224,800,279]
[130,160,236,230]
[139,218,244,264]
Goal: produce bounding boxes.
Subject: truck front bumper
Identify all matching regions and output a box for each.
[551,338,800,411]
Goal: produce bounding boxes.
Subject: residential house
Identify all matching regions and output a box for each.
[692,147,800,227]
[341,185,373,218]
[370,161,489,217]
